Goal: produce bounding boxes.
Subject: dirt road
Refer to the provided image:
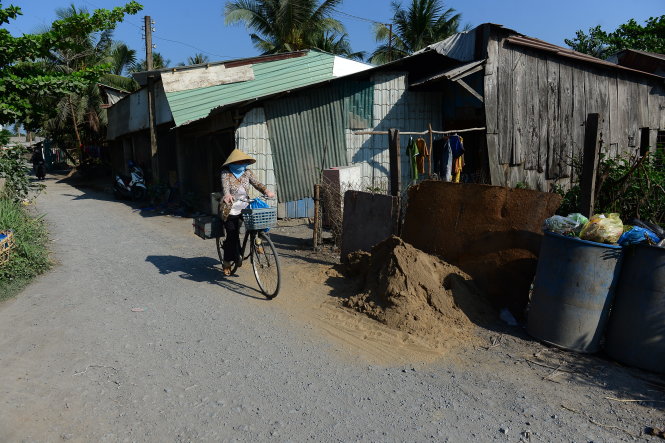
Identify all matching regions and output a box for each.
[0,178,662,442]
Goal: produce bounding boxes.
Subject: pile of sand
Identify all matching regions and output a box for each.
[343,236,494,348]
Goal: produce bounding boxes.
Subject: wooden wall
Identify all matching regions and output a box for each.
[484,34,665,191]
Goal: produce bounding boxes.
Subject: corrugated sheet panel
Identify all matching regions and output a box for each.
[344,79,373,129]
[235,107,276,199]
[285,198,315,218]
[166,51,337,127]
[345,72,443,192]
[414,28,476,62]
[264,86,347,202]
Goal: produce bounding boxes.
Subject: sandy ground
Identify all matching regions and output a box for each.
[0,176,663,442]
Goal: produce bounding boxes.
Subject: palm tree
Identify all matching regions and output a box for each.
[187,53,210,65]
[370,0,463,64]
[224,0,358,56]
[109,42,137,76]
[129,52,171,72]
[39,4,140,162]
[312,32,365,60]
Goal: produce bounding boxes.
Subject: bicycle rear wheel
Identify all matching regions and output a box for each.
[250,232,281,299]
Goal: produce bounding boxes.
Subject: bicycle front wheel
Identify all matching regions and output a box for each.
[251,232,281,299]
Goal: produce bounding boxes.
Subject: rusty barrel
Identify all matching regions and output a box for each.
[527,232,623,353]
[605,244,665,373]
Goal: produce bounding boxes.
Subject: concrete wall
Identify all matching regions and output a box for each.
[341,191,400,260]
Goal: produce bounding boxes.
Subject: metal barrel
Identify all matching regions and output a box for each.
[605,244,665,373]
[527,232,623,353]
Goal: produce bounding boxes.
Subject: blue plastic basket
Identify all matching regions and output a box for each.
[242,207,277,230]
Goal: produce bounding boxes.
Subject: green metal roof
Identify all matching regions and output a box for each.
[165,51,338,127]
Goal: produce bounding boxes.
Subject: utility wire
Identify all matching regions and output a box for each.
[330,7,388,26]
[79,0,239,60]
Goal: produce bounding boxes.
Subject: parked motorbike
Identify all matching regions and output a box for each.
[114,162,147,201]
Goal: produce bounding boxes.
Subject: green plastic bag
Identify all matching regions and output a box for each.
[579,213,623,244]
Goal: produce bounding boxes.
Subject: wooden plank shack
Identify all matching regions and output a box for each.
[481,26,664,191]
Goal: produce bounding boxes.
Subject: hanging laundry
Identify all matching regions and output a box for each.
[432,137,453,181]
[449,135,465,158]
[406,137,419,181]
[449,135,464,183]
[452,154,464,183]
[415,138,429,175]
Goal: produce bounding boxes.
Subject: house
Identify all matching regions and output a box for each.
[608,49,665,78]
[106,50,374,214]
[409,23,665,190]
[107,24,665,215]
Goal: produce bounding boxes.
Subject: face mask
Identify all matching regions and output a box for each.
[228,163,247,179]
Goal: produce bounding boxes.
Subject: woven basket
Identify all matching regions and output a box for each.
[0,230,15,266]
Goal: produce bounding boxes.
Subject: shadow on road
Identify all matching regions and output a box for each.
[145,254,268,301]
[268,232,337,266]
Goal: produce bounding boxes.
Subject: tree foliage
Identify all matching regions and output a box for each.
[129,52,171,72]
[565,15,665,59]
[187,53,210,65]
[555,151,665,225]
[224,0,360,58]
[370,0,463,64]
[0,2,143,127]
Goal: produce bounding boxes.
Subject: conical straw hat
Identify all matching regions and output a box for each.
[222,149,256,166]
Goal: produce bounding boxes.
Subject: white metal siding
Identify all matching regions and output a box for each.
[345,72,443,193]
[235,107,276,199]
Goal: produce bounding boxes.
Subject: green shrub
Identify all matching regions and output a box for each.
[0,142,31,202]
[555,150,665,225]
[0,199,50,299]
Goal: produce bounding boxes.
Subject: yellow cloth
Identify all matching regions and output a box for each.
[452,154,464,183]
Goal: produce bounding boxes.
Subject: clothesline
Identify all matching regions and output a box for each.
[352,126,486,136]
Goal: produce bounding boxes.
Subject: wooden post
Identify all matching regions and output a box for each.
[313,183,321,251]
[388,128,401,197]
[428,123,433,177]
[579,113,600,218]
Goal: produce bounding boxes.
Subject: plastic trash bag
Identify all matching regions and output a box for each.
[618,226,661,246]
[543,215,580,236]
[579,213,624,244]
[249,198,270,209]
[628,218,664,240]
[567,213,589,229]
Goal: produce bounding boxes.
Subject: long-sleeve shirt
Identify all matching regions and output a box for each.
[220,168,267,219]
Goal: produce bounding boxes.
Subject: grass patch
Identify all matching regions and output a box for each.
[0,277,32,303]
[0,199,51,300]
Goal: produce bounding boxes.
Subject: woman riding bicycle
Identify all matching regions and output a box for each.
[219,149,275,276]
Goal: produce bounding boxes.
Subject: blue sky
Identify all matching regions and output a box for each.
[4,0,663,66]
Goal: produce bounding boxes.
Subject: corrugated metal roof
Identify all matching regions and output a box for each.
[165,51,340,127]
[412,23,664,80]
[263,85,348,202]
[413,27,478,61]
[410,59,485,87]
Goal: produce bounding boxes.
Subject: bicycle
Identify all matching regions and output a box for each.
[215,198,281,299]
